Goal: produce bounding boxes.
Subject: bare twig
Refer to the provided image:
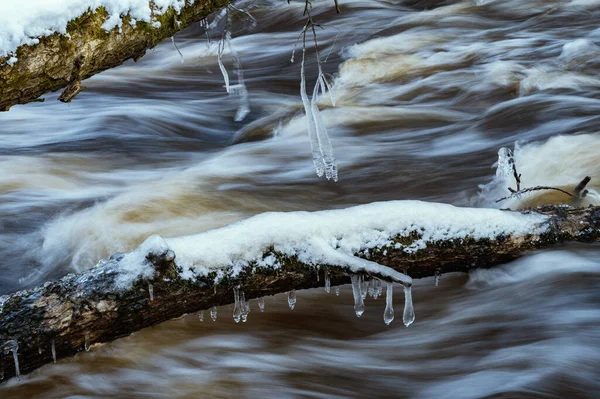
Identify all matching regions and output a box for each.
[495,186,574,203]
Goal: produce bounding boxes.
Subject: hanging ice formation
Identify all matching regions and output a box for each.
[148,283,154,301]
[258,297,265,312]
[51,339,56,363]
[210,306,218,321]
[84,334,91,352]
[335,286,340,296]
[2,340,20,379]
[434,269,441,287]
[171,36,184,63]
[403,285,415,327]
[214,6,250,122]
[324,270,331,293]
[288,290,297,310]
[233,286,251,322]
[350,275,365,317]
[383,282,394,325]
[299,41,338,181]
[241,291,250,322]
[199,310,204,322]
[233,286,242,323]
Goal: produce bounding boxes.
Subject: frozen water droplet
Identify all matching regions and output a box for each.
[199,311,204,322]
[38,346,42,355]
[233,286,242,323]
[434,269,441,287]
[258,297,265,312]
[210,306,218,321]
[51,339,56,363]
[288,290,296,310]
[148,283,154,301]
[351,275,365,317]
[84,334,90,351]
[403,285,415,327]
[2,340,20,379]
[325,271,331,294]
[335,286,340,296]
[384,282,394,325]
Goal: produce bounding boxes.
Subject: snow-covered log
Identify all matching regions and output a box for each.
[1,201,599,382]
[0,0,230,111]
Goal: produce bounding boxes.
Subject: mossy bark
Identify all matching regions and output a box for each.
[1,204,599,382]
[0,0,230,111]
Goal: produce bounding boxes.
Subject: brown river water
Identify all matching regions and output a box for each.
[1,0,600,397]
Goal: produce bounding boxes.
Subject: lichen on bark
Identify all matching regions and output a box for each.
[0,0,230,111]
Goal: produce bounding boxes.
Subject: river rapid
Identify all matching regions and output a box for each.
[1,0,600,397]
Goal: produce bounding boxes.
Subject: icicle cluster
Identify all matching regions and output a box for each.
[345,275,415,326]
[233,285,251,322]
[300,45,338,181]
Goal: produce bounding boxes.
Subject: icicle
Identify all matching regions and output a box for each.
[84,334,91,352]
[384,282,394,325]
[335,286,340,296]
[171,36,184,63]
[233,286,242,323]
[258,297,265,312]
[376,279,383,299]
[241,290,250,322]
[311,75,338,181]
[300,45,325,176]
[403,285,415,327]
[217,37,230,93]
[148,283,154,301]
[316,266,320,282]
[319,72,336,107]
[361,276,368,300]
[324,271,331,293]
[226,30,250,121]
[2,340,20,379]
[434,269,441,287]
[287,290,296,310]
[38,346,42,355]
[210,306,218,321]
[51,339,56,363]
[350,275,365,317]
[199,310,204,322]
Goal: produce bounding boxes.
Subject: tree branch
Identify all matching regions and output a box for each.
[1,203,599,382]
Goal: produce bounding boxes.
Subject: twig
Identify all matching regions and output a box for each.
[495,186,574,203]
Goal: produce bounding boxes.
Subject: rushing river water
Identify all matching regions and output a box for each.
[1,0,600,397]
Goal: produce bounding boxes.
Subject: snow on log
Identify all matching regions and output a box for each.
[0,0,230,111]
[1,201,599,382]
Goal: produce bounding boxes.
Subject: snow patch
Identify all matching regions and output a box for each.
[164,201,545,282]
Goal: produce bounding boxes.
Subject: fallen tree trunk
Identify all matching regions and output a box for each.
[1,203,599,382]
[0,0,229,111]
